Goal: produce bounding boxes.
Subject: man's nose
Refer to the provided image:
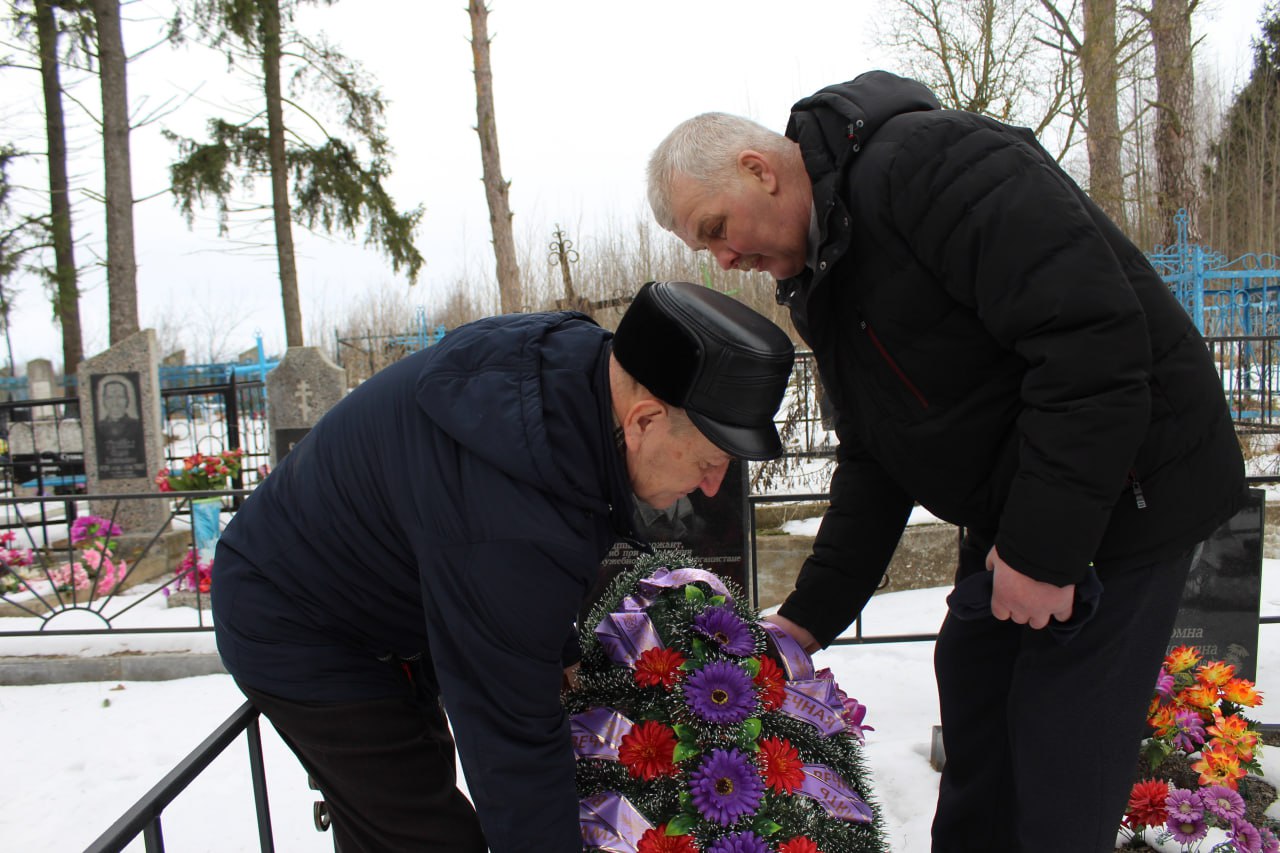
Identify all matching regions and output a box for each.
[712,246,738,271]
[698,462,730,498]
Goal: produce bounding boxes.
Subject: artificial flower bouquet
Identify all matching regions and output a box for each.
[1120,645,1276,852]
[565,552,887,853]
[46,515,128,595]
[167,547,212,596]
[154,448,244,492]
[0,530,35,594]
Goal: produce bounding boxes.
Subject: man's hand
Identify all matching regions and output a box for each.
[986,545,1074,629]
[562,662,581,692]
[763,613,822,654]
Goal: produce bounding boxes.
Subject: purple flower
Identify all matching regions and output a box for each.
[1259,826,1280,853]
[1165,815,1208,845]
[1154,667,1176,699]
[1165,787,1203,821]
[70,515,122,545]
[1200,784,1246,821]
[1230,818,1263,853]
[706,830,770,853]
[1171,709,1207,752]
[693,606,754,656]
[684,660,757,724]
[688,748,764,826]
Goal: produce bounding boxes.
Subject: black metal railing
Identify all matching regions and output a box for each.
[83,701,275,853]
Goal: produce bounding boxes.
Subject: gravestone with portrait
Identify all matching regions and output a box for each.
[78,330,168,538]
[585,460,748,615]
[266,347,345,465]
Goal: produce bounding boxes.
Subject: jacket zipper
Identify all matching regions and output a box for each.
[860,320,929,409]
[1128,469,1148,510]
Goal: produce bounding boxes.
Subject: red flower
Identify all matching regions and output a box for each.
[638,824,699,853]
[753,655,787,710]
[618,720,678,780]
[1124,779,1170,829]
[778,838,822,853]
[758,735,806,794]
[634,646,687,690]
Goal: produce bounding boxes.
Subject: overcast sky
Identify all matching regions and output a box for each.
[0,0,1271,371]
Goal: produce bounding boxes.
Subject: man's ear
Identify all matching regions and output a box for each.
[621,397,668,451]
[738,149,778,193]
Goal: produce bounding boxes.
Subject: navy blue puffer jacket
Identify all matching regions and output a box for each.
[213,310,638,850]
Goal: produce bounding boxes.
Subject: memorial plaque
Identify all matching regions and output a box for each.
[1168,488,1265,681]
[91,372,147,480]
[585,460,748,615]
[274,428,311,461]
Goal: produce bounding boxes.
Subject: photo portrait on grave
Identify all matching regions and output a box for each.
[210,281,795,852]
[647,70,1248,853]
[91,372,147,480]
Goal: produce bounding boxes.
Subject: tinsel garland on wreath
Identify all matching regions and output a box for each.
[565,550,889,853]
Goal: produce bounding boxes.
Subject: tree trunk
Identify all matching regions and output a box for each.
[36,0,82,383]
[468,1,521,313]
[1151,0,1198,243]
[1081,0,1127,230]
[92,0,139,344]
[260,0,304,347]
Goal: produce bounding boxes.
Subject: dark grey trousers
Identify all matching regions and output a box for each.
[931,548,1196,853]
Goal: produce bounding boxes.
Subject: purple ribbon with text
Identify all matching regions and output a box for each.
[571,707,634,762]
[759,620,815,681]
[796,764,875,823]
[594,610,662,667]
[778,677,847,737]
[579,791,654,851]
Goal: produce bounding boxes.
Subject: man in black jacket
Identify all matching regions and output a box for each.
[212,281,794,852]
[648,72,1246,852]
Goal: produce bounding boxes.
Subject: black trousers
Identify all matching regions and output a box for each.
[931,547,1196,853]
[240,662,487,853]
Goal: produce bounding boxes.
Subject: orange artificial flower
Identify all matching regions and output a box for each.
[618,720,678,781]
[1147,705,1178,738]
[1165,645,1201,674]
[1196,660,1235,686]
[1207,709,1259,761]
[1180,683,1221,711]
[1193,741,1248,789]
[1222,678,1263,708]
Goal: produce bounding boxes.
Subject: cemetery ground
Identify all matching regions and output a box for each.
[1,541,1279,851]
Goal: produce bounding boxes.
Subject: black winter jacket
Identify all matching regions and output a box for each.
[212,311,638,851]
[775,72,1246,647]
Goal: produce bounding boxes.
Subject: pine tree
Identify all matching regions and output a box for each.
[168,0,423,347]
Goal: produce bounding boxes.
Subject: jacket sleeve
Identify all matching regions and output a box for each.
[778,427,914,647]
[885,117,1152,585]
[418,539,590,852]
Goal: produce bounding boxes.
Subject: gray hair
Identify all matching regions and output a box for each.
[646,112,791,231]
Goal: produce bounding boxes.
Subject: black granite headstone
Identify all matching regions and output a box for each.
[91,371,147,480]
[1168,488,1265,681]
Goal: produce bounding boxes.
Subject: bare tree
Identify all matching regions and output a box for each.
[1081,0,1126,227]
[1148,0,1198,243]
[92,0,139,344]
[878,0,1075,139]
[468,0,521,313]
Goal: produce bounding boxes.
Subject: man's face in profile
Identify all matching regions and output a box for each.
[103,382,128,420]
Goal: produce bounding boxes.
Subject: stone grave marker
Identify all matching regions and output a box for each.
[266,346,345,465]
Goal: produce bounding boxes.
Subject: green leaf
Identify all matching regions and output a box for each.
[667,814,696,835]
[740,718,763,741]
[741,657,761,677]
[751,817,782,836]
[685,585,706,602]
[709,595,726,606]
[673,742,702,763]
[673,723,696,743]
[691,638,708,660]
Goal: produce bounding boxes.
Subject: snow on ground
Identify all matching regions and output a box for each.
[1,568,1278,851]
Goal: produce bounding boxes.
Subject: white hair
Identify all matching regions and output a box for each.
[646,112,791,231]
